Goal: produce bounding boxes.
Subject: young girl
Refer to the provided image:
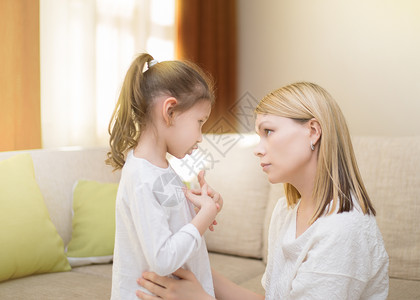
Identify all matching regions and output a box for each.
[106,53,222,300]
[136,82,389,300]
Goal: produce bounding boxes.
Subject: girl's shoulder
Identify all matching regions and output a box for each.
[121,151,176,187]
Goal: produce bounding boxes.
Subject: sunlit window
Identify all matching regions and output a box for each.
[41,0,175,148]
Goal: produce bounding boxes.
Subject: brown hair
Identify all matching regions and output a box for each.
[255,82,375,223]
[106,53,214,170]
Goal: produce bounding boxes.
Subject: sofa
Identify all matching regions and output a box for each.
[0,134,419,300]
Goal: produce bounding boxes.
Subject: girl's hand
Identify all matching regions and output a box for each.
[190,170,223,231]
[136,268,215,300]
[185,184,218,235]
[184,183,217,211]
[197,170,224,212]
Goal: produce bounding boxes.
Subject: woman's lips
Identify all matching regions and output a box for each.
[261,163,271,171]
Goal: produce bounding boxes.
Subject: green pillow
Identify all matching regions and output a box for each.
[0,153,71,282]
[66,180,118,267]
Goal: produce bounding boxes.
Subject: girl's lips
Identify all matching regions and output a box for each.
[187,146,198,155]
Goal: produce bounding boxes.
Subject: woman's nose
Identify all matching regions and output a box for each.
[254,142,265,157]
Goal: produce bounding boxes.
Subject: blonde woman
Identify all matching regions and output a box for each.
[136,82,389,300]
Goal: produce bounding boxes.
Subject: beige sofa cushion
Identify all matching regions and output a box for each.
[172,134,270,258]
[0,265,112,300]
[352,136,420,280]
[209,252,265,295]
[204,134,270,258]
[263,183,285,263]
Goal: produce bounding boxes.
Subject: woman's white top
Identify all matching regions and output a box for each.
[262,197,389,300]
[111,150,214,300]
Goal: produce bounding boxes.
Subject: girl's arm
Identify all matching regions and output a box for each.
[131,183,216,276]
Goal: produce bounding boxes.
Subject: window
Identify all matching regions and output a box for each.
[40,0,175,148]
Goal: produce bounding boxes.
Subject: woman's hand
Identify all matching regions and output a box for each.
[136,268,215,300]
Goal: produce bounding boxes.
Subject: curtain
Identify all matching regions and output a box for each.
[40,0,175,148]
[175,0,237,133]
[0,0,41,151]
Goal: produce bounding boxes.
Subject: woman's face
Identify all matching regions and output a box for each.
[254,114,313,184]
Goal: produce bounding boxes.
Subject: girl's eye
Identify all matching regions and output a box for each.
[264,129,273,136]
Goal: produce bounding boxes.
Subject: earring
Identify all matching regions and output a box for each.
[310,141,315,151]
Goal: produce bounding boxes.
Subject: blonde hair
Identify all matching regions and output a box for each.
[106,53,214,170]
[255,82,375,223]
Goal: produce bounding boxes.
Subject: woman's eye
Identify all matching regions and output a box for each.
[264,129,273,136]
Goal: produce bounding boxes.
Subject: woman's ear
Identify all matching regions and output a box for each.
[162,97,178,126]
[308,118,322,146]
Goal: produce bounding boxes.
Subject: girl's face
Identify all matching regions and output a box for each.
[166,100,211,159]
[254,114,313,184]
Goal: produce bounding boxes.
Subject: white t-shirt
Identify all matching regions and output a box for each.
[262,197,389,300]
[111,150,214,300]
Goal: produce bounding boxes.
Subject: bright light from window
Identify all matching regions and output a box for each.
[151,0,175,26]
[147,37,175,61]
[40,0,176,148]
[148,0,175,60]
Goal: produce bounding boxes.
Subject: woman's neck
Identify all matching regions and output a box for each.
[293,155,318,237]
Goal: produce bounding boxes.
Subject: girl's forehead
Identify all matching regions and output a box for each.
[188,99,212,115]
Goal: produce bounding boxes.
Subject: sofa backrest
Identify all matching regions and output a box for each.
[352,136,420,281]
[0,148,120,245]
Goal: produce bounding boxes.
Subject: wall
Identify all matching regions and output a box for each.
[0,0,41,151]
[237,0,420,136]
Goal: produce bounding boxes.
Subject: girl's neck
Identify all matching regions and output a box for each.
[134,127,168,168]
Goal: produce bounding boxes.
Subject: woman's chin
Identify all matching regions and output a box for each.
[267,174,283,184]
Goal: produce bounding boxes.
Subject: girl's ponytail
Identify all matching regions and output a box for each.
[106,53,153,170]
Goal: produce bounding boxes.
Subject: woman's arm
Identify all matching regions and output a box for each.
[136,268,264,300]
[136,268,215,300]
[212,269,264,300]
